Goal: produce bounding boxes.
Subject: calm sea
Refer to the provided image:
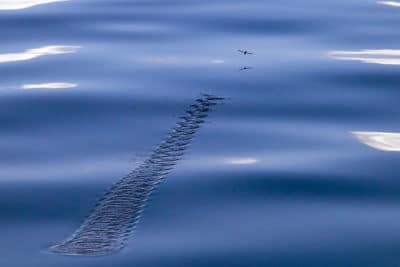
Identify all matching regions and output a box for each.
[2,0,400,266]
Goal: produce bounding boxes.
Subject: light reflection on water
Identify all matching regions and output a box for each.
[378,1,400,7]
[21,82,77,89]
[329,49,400,65]
[224,157,258,165]
[352,131,400,151]
[0,0,68,10]
[0,45,80,63]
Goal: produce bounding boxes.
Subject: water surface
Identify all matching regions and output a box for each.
[2,0,400,266]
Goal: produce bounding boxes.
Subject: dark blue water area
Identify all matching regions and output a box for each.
[2,0,400,266]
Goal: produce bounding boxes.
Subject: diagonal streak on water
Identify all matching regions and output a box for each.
[48,95,224,256]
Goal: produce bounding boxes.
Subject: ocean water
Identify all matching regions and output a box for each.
[2,0,400,266]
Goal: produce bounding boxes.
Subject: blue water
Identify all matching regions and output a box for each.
[2,0,400,266]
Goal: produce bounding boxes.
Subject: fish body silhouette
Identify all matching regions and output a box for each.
[49,95,224,256]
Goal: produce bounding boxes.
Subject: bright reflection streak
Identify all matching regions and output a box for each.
[224,158,258,165]
[21,82,77,89]
[329,49,400,65]
[0,45,80,63]
[352,131,400,151]
[0,0,68,10]
[378,1,400,7]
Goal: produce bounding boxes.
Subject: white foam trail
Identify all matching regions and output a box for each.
[329,49,400,65]
[0,45,80,63]
[225,158,258,165]
[0,0,68,10]
[352,131,400,151]
[21,82,77,89]
[378,1,400,7]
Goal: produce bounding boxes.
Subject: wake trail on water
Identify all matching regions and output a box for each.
[49,94,225,256]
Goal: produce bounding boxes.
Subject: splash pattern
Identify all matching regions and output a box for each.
[49,95,224,256]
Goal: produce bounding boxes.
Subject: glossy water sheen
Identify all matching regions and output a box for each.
[1,0,400,266]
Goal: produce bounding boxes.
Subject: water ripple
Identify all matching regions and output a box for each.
[49,95,224,256]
